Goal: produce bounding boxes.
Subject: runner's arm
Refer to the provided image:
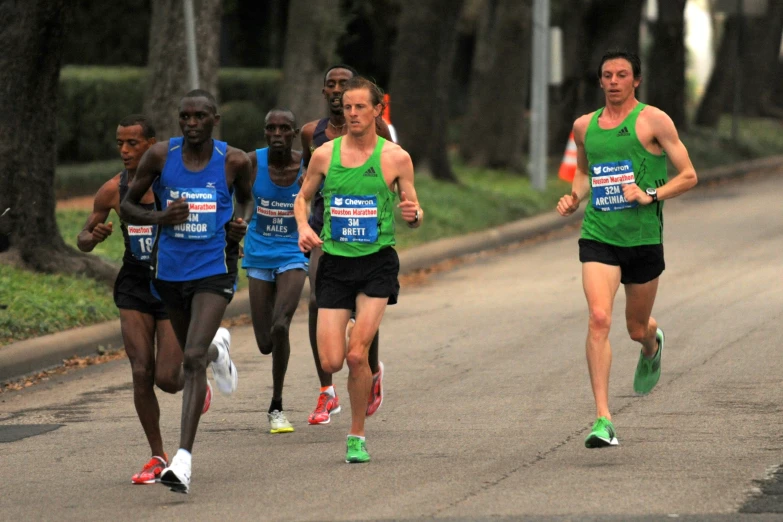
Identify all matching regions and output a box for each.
[120,143,188,226]
[295,145,328,251]
[77,176,119,252]
[651,110,698,200]
[226,147,255,238]
[393,149,422,228]
[557,116,590,217]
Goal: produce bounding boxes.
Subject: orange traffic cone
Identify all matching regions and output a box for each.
[382,93,398,143]
[558,132,577,182]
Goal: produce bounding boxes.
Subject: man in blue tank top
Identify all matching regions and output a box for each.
[243,109,308,434]
[300,65,393,425]
[121,90,254,494]
[77,114,217,485]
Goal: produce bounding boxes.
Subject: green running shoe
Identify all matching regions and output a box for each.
[345,435,370,463]
[633,328,664,395]
[585,416,619,448]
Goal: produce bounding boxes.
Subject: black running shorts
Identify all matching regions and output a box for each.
[153,272,238,314]
[579,238,665,285]
[316,247,400,309]
[113,265,168,320]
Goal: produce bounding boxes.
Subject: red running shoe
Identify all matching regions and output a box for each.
[202,380,213,414]
[366,361,384,417]
[308,392,341,425]
[131,455,168,484]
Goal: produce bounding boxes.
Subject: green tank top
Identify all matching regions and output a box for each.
[321,137,396,257]
[581,102,668,247]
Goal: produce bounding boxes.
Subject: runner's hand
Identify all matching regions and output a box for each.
[160,197,189,225]
[91,222,113,243]
[398,191,419,223]
[621,183,652,204]
[227,217,248,242]
[298,224,323,253]
[556,192,580,216]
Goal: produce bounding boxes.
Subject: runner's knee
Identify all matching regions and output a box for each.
[182,349,208,373]
[270,320,290,344]
[588,308,612,335]
[345,348,368,372]
[320,355,343,374]
[626,320,649,343]
[130,362,154,389]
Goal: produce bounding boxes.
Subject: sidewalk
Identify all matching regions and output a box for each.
[1,155,781,382]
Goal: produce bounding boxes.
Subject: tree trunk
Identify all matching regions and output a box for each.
[458,0,531,171]
[647,0,687,129]
[549,0,587,155]
[389,0,463,182]
[0,0,117,285]
[696,3,783,125]
[694,14,739,127]
[578,0,644,114]
[144,0,223,141]
[277,0,344,129]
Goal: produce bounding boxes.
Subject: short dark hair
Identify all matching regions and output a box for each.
[343,76,385,109]
[597,49,641,80]
[118,114,155,139]
[182,89,218,113]
[323,64,358,85]
[265,108,297,127]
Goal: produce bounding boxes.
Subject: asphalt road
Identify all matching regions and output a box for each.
[1,173,782,521]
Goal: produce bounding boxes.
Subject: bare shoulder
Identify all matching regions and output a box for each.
[640,104,675,129]
[312,140,334,162]
[573,112,595,141]
[94,173,121,207]
[381,140,412,170]
[301,120,318,140]
[225,146,252,169]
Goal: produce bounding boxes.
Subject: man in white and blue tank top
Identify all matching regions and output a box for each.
[121,90,254,494]
[243,109,308,435]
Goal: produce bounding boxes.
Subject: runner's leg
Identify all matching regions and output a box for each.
[624,279,660,357]
[345,294,387,437]
[582,262,621,420]
[270,269,307,405]
[121,309,164,457]
[308,246,332,386]
[153,318,184,393]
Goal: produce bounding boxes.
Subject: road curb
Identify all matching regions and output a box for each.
[2,155,781,383]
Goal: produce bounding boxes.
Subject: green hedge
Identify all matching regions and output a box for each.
[58,66,282,163]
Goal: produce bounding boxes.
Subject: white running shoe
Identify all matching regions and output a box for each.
[160,454,191,494]
[268,410,295,434]
[210,327,238,395]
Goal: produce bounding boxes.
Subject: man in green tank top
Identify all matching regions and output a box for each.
[295,76,423,464]
[556,50,698,449]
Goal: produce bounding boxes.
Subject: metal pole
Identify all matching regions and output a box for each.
[183,0,200,90]
[528,0,550,191]
[732,0,743,142]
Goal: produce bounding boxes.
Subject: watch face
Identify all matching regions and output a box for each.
[646,188,656,195]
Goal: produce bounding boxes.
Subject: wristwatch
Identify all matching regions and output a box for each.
[411,209,420,224]
[645,188,658,203]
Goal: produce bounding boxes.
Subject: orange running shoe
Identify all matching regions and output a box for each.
[131,454,168,484]
[366,361,384,417]
[308,392,341,425]
[202,380,213,414]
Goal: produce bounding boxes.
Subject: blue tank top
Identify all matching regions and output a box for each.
[119,169,158,270]
[243,148,307,269]
[152,137,235,281]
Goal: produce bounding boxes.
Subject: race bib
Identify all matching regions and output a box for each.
[590,160,638,212]
[255,197,296,238]
[163,187,217,240]
[127,224,156,261]
[330,194,378,243]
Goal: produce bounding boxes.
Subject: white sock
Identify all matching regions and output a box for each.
[174,448,192,467]
[348,434,365,442]
[322,386,335,397]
